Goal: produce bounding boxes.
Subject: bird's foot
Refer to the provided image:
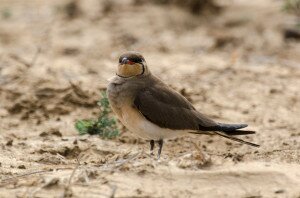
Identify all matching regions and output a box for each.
[149,140,155,157]
[157,139,163,160]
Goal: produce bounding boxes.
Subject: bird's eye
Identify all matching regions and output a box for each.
[130,57,142,63]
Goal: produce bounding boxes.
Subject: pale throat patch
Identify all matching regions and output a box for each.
[117,63,143,77]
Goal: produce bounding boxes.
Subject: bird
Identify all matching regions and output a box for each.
[107,51,259,159]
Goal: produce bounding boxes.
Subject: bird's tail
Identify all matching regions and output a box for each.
[212,131,259,147]
[191,123,259,147]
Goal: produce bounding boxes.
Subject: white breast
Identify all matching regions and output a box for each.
[120,105,187,140]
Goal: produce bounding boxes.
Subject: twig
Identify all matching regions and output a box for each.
[113,152,140,168]
[191,141,202,153]
[29,177,60,197]
[8,53,31,67]
[8,43,41,68]
[30,46,42,68]
[61,157,81,198]
[0,170,51,184]
[191,140,209,162]
[69,81,89,98]
[0,166,77,186]
[108,184,117,198]
[68,158,80,186]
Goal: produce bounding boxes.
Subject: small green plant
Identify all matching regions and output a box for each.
[75,91,119,138]
[1,8,12,19]
[283,0,300,16]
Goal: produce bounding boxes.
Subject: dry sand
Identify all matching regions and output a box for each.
[0,0,300,197]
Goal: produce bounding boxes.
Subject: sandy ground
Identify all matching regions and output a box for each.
[0,0,300,197]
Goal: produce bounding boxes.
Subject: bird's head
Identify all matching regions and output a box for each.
[116,51,149,78]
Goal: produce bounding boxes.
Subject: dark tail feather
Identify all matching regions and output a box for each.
[191,123,259,147]
[190,131,260,147]
[215,123,259,147]
[224,129,255,136]
[213,131,259,147]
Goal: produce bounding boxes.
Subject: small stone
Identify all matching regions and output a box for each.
[275,189,285,194]
[6,139,13,146]
[43,177,60,188]
[18,165,26,169]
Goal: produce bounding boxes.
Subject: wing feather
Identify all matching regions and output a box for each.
[133,85,216,130]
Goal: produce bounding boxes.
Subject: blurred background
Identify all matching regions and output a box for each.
[0,0,300,197]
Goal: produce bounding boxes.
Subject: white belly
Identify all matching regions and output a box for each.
[119,105,187,140]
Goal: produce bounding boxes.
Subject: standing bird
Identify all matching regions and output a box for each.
[107,51,259,159]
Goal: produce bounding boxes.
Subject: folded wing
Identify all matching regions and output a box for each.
[133,84,259,147]
[133,84,218,131]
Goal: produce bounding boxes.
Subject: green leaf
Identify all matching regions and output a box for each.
[75,120,95,135]
[75,90,120,138]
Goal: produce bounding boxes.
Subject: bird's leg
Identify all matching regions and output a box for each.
[157,139,164,159]
[150,140,155,156]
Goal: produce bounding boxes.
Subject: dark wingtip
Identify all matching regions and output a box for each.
[237,123,248,128]
[217,123,249,132]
